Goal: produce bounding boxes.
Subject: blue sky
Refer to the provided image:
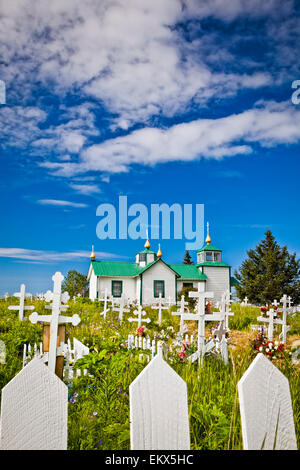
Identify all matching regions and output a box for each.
[0,0,300,295]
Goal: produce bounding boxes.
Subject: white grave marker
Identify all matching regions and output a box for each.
[128,304,151,328]
[8,284,34,321]
[172,295,189,334]
[113,295,130,323]
[0,340,6,364]
[29,272,80,373]
[152,293,169,325]
[0,357,68,450]
[99,288,110,319]
[130,345,190,450]
[238,353,297,450]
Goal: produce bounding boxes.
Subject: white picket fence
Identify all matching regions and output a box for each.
[22,338,89,380]
[0,276,298,450]
[1,346,297,450]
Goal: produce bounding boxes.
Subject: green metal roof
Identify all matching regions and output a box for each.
[197,262,230,267]
[169,264,207,280]
[197,244,222,253]
[138,248,156,255]
[91,258,180,277]
[230,276,239,286]
[91,260,141,277]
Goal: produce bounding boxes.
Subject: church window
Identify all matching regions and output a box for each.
[214,252,221,262]
[206,251,213,261]
[112,280,122,297]
[183,282,193,288]
[154,280,165,298]
[139,253,146,262]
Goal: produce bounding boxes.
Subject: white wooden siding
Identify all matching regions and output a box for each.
[141,261,176,305]
[202,266,230,303]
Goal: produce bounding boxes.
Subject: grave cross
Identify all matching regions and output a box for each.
[189,287,215,354]
[279,295,291,343]
[172,296,189,335]
[128,304,151,328]
[219,292,234,330]
[99,288,110,319]
[29,272,80,374]
[8,284,34,321]
[257,308,281,342]
[113,295,130,323]
[152,294,169,325]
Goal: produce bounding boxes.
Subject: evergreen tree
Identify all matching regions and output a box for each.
[183,250,194,265]
[234,230,300,305]
[62,270,89,298]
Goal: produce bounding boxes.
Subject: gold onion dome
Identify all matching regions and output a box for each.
[205,222,211,245]
[90,245,96,260]
[157,244,162,258]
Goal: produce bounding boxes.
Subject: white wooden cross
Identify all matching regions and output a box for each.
[279,295,291,343]
[113,295,130,323]
[219,292,234,330]
[189,287,214,353]
[172,295,189,335]
[212,321,229,364]
[0,340,6,364]
[241,296,249,306]
[128,304,151,328]
[99,288,110,319]
[8,284,34,321]
[152,293,169,325]
[257,308,278,341]
[29,272,80,373]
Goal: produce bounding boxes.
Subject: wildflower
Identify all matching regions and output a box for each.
[93,411,98,416]
[69,398,76,404]
[98,440,103,447]
[73,392,78,398]
[136,326,145,336]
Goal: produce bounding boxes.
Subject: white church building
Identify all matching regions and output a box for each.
[87,226,239,304]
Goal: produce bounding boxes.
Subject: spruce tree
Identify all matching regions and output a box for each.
[234,230,300,305]
[183,250,194,265]
[62,270,89,298]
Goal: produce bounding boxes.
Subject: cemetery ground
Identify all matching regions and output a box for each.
[0,297,299,450]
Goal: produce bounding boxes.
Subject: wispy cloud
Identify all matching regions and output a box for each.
[69,184,101,195]
[0,248,129,262]
[37,199,88,208]
[46,100,300,176]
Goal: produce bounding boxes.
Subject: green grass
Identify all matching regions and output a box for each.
[0,297,299,450]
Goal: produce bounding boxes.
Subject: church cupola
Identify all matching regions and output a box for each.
[196,222,222,264]
[136,231,157,266]
[156,244,162,259]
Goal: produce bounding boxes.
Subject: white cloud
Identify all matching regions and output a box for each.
[46,100,300,176]
[37,199,88,208]
[0,247,128,262]
[1,0,292,130]
[69,183,101,195]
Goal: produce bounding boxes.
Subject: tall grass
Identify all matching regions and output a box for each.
[0,297,299,449]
